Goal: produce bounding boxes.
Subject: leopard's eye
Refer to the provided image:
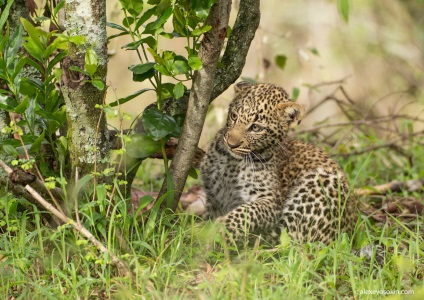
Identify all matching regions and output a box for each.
[229,111,238,121]
[250,124,263,132]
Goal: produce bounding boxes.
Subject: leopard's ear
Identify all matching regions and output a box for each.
[234,81,255,93]
[277,102,305,129]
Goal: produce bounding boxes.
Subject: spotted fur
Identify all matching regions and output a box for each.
[200,82,357,245]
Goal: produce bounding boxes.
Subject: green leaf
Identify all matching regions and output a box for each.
[22,41,43,63]
[156,0,171,15]
[69,35,86,45]
[153,64,172,76]
[188,167,198,179]
[126,132,161,158]
[5,24,23,60]
[0,0,14,32]
[122,16,135,28]
[69,65,88,76]
[292,87,300,101]
[135,7,156,31]
[308,47,320,56]
[47,51,67,75]
[173,82,185,99]
[2,144,18,158]
[145,7,172,32]
[106,22,127,32]
[172,6,188,37]
[14,96,29,114]
[0,95,18,111]
[338,0,349,23]
[109,88,153,107]
[132,68,155,82]
[142,106,176,141]
[192,25,211,36]
[190,0,216,19]
[91,80,105,90]
[172,59,189,75]
[188,56,202,70]
[159,83,175,99]
[122,40,142,50]
[275,55,287,70]
[171,113,185,138]
[53,1,65,17]
[85,49,98,75]
[68,35,86,45]
[141,36,157,51]
[30,130,45,153]
[108,31,129,41]
[71,174,93,201]
[20,18,45,50]
[129,62,156,75]
[119,0,143,17]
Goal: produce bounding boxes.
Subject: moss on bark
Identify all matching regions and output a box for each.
[60,0,109,180]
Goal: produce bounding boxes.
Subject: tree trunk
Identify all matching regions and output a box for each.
[157,0,261,210]
[159,0,232,210]
[60,0,109,181]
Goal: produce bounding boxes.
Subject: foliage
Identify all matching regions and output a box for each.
[108,0,216,168]
[0,12,87,175]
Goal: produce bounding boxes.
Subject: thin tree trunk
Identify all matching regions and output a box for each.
[159,0,232,210]
[157,0,261,210]
[60,0,109,181]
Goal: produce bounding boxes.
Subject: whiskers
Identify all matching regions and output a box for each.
[276,141,288,154]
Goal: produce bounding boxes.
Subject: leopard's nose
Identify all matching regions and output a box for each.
[227,139,242,149]
[226,131,243,148]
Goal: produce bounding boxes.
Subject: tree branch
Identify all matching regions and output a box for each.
[355,178,424,196]
[25,185,134,278]
[158,0,232,210]
[210,0,261,101]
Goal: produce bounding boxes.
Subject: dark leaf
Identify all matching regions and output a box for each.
[0,95,18,111]
[106,22,128,32]
[109,88,153,107]
[135,7,156,31]
[29,130,45,153]
[133,68,155,82]
[275,55,287,70]
[190,0,216,19]
[129,62,156,74]
[145,7,172,32]
[142,106,176,141]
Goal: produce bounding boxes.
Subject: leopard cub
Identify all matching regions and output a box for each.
[201,82,357,245]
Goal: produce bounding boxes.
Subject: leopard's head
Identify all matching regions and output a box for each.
[223,82,305,158]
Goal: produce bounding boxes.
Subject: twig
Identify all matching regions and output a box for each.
[24,184,134,278]
[0,159,66,203]
[355,178,424,196]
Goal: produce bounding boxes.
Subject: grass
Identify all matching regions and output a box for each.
[1,134,423,299]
